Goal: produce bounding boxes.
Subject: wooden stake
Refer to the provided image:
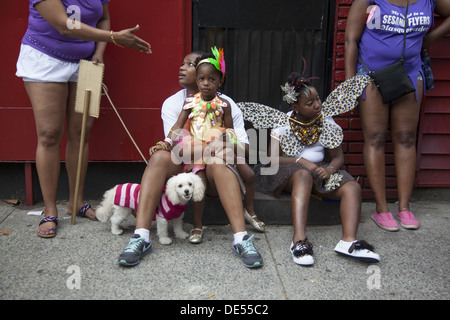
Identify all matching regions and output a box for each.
[72,89,91,225]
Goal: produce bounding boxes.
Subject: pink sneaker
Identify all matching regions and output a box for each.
[371,212,399,231]
[396,210,420,230]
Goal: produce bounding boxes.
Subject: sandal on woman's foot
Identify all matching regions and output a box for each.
[77,203,97,221]
[244,210,266,232]
[188,228,203,244]
[37,216,58,238]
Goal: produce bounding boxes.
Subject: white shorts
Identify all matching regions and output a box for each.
[16,44,79,82]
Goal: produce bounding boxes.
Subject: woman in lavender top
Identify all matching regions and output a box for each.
[16,0,151,238]
[345,0,450,231]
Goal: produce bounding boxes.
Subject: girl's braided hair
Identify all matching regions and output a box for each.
[288,57,319,99]
[281,58,319,104]
[287,72,318,100]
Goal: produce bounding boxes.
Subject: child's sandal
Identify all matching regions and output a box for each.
[244,210,266,232]
[188,228,203,244]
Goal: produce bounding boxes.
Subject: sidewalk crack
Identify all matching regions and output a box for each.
[263,231,289,300]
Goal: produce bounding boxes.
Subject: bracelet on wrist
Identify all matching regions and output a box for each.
[110,30,124,48]
[164,137,173,147]
[156,141,170,151]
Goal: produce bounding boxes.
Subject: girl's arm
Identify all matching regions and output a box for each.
[423,0,450,48]
[344,0,369,79]
[268,137,318,171]
[289,156,318,172]
[149,108,190,156]
[167,108,190,141]
[34,0,151,53]
[221,98,234,129]
[315,146,345,180]
[91,3,111,64]
[222,98,247,164]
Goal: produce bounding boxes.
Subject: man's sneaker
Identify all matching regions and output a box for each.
[334,240,380,263]
[290,238,314,266]
[371,211,399,231]
[395,210,420,230]
[232,235,263,268]
[118,234,152,267]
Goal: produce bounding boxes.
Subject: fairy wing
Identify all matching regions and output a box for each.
[322,75,372,118]
[319,119,343,149]
[237,102,289,129]
[238,102,305,156]
[279,130,305,157]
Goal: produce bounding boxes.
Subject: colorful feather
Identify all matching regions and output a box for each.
[218,48,226,77]
[207,46,226,77]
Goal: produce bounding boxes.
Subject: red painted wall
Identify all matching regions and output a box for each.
[0,0,192,161]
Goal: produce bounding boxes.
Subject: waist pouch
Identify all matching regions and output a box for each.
[369,59,416,104]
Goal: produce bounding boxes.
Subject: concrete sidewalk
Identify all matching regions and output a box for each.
[1,198,449,301]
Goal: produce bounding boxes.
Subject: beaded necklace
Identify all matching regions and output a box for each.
[288,113,323,146]
[185,92,225,131]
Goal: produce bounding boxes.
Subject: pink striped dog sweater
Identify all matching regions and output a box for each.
[113,183,187,220]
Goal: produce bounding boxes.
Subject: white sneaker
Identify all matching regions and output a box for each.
[290,239,314,266]
[334,240,380,263]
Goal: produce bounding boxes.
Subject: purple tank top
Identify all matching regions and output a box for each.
[22,0,110,63]
[358,0,436,96]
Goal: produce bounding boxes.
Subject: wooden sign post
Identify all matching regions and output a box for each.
[72,60,104,225]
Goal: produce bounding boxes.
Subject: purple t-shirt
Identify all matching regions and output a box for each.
[358,0,436,94]
[22,0,110,63]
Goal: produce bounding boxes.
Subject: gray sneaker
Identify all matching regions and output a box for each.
[232,235,263,268]
[118,234,152,267]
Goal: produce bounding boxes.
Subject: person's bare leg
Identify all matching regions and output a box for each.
[285,169,313,243]
[205,161,246,234]
[324,180,380,262]
[25,81,67,235]
[237,164,262,222]
[118,151,185,266]
[191,200,205,230]
[358,85,390,214]
[135,151,184,229]
[190,170,206,237]
[390,81,423,212]
[206,158,263,268]
[325,180,361,242]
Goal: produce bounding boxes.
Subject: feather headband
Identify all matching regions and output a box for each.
[196,46,226,77]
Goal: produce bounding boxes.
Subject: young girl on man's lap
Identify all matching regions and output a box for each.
[151,48,265,244]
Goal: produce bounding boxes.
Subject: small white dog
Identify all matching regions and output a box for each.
[96,172,205,244]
